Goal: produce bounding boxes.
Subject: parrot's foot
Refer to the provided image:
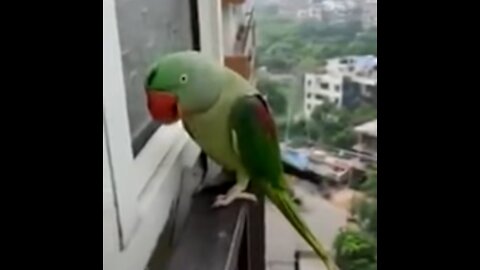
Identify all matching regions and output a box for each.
[212,173,255,208]
[212,192,257,208]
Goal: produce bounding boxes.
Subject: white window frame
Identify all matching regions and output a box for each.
[103,0,224,252]
[103,0,191,247]
[103,118,195,270]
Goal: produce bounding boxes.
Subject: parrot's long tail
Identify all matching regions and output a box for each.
[263,183,339,270]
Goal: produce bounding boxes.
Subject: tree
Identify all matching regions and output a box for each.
[257,4,279,16]
[257,77,288,116]
[257,77,278,93]
[265,88,287,115]
[358,170,377,198]
[352,198,377,237]
[294,57,318,74]
[255,9,377,144]
[333,229,376,270]
[334,168,377,270]
[329,128,356,149]
[289,118,308,138]
[255,14,376,74]
[309,103,356,149]
[307,101,377,149]
[350,105,377,126]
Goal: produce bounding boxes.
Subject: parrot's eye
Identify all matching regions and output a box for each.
[179,74,188,84]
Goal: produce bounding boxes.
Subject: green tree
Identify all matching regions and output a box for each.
[350,105,377,126]
[289,118,308,138]
[294,57,318,74]
[353,170,377,236]
[358,170,377,198]
[334,229,376,270]
[309,103,356,149]
[352,199,377,237]
[334,168,377,270]
[256,14,376,73]
[257,4,279,16]
[265,88,287,115]
[257,78,287,116]
[306,102,376,149]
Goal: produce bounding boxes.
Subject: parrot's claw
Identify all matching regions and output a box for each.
[212,192,257,208]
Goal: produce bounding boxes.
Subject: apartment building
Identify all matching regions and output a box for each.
[303,55,377,116]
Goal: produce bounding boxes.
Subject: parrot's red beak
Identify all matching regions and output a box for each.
[146,90,181,124]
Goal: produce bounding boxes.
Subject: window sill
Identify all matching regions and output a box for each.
[164,180,266,270]
[137,130,190,214]
[133,122,186,195]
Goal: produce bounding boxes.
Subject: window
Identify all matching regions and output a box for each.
[115,0,197,156]
[103,0,200,249]
[253,4,377,270]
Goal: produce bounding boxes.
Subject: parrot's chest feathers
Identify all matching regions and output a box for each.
[182,95,242,171]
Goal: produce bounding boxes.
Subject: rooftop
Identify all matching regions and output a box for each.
[354,119,377,137]
[282,148,310,171]
[354,55,377,73]
[281,146,365,183]
[326,55,376,76]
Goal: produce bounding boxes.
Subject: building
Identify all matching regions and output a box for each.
[342,74,377,109]
[320,0,361,24]
[304,73,344,116]
[303,55,377,116]
[353,119,377,156]
[296,6,324,21]
[274,0,361,22]
[103,1,260,270]
[275,0,311,18]
[281,145,367,186]
[325,55,377,77]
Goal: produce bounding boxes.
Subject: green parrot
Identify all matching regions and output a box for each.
[145,51,338,270]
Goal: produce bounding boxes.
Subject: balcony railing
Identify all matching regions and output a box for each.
[224,10,256,81]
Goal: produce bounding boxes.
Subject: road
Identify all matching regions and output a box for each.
[266,181,348,270]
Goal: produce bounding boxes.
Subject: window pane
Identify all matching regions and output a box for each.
[115,0,195,156]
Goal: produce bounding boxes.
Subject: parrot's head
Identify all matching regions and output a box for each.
[145,50,223,124]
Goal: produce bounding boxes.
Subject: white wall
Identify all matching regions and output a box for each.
[303,73,343,116]
[303,54,377,117]
[198,0,224,63]
[222,4,243,55]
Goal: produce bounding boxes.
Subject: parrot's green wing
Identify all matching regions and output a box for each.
[229,94,286,189]
[229,94,339,270]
